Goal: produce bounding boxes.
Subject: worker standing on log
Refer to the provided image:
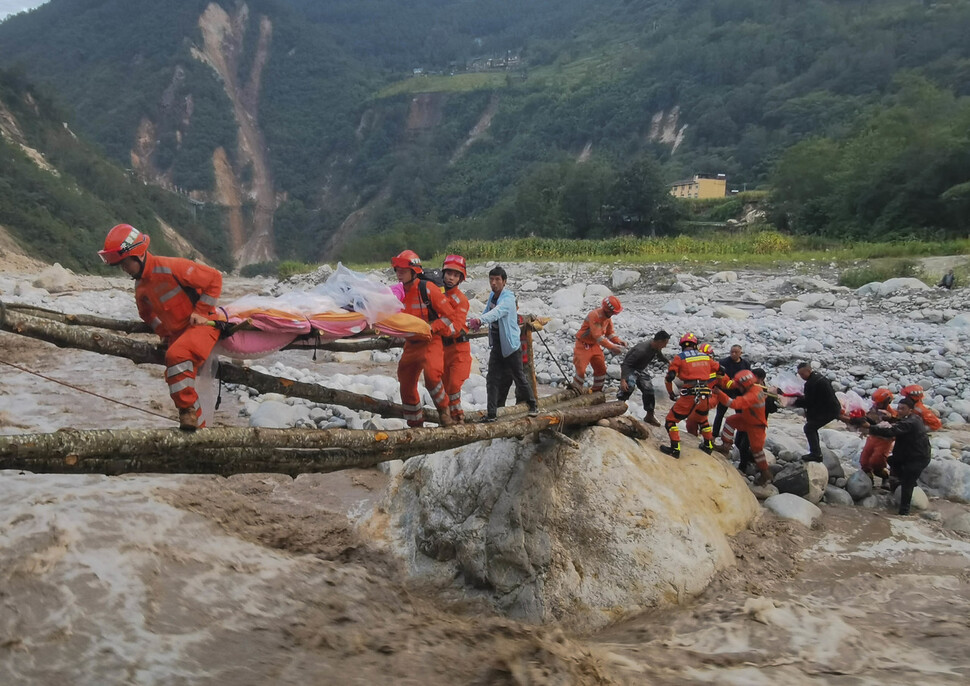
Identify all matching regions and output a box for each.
[392,250,459,428]
[468,266,538,422]
[571,296,626,394]
[440,254,472,424]
[98,224,222,431]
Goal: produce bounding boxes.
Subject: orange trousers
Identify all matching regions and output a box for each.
[442,341,472,421]
[665,392,713,446]
[573,342,607,391]
[860,435,893,473]
[720,414,768,472]
[398,337,448,426]
[164,324,221,427]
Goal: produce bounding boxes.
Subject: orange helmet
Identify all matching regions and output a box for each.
[734,369,756,389]
[602,295,622,314]
[391,249,423,274]
[901,384,924,400]
[679,332,698,347]
[442,254,467,280]
[98,224,150,265]
[871,388,894,405]
[698,343,714,356]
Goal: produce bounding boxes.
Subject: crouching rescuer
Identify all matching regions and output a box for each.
[714,370,773,485]
[98,224,222,431]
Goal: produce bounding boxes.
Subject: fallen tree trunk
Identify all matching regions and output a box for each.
[0,401,628,476]
[3,303,153,333]
[0,305,589,423]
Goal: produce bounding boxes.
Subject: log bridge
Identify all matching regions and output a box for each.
[0,303,638,476]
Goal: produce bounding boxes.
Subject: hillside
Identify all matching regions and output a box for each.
[1,0,969,267]
[0,68,231,271]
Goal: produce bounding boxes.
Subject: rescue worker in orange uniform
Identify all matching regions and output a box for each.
[440,254,472,423]
[98,224,222,431]
[859,388,896,489]
[901,384,942,431]
[392,250,459,428]
[572,296,626,393]
[713,370,772,485]
[686,343,731,439]
[661,333,719,458]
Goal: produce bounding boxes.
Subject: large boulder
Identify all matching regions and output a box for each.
[845,469,873,501]
[919,458,970,503]
[550,283,587,312]
[764,493,822,527]
[362,427,758,631]
[773,462,810,497]
[805,461,830,504]
[31,263,79,293]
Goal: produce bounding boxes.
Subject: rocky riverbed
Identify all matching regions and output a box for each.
[1,257,969,684]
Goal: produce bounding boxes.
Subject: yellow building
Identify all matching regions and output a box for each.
[670,173,727,199]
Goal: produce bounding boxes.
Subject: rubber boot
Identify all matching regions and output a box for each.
[660,443,681,459]
[699,439,715,455]
[714,442,732,456]
[644,411,661,427]
[437,410,454,428]
[755,467,773,486]
[178,407,198,432]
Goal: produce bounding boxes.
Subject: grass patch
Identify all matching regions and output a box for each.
[837,260,925,288]
[376,73,510,98]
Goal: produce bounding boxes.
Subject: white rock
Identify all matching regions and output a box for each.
[661,299,686,315]
[611,269,641,289]
[933,361,953,378]
[764,493,822,527]
[873,277,931,297]
[710,271,738,283]
[32,263,78,293]
[805,461,829,504]
[780,301,806,315]
[361,427,758,631]
[550,283,587,312]
[920,458,970,503]
[947,313,970,332]
[249,400,299,428]
[892,485,929,511]
[713,305,749,320]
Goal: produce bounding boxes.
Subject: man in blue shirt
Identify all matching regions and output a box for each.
[469,266,539,421]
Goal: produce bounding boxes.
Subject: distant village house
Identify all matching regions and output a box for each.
[669,173,727,199]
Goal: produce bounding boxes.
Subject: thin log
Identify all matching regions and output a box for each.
[282,329,487,353]
[0,401,628,476]
[3,304,153,333]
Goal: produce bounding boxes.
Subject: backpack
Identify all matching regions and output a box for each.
[417,270,445,322]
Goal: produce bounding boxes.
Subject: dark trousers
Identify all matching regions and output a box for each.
[616,371,655,413]
[712,402,729,437]
[736,430,751,470]
[486,347,537,418]
[803,418,832,457]
[898,477,919,515]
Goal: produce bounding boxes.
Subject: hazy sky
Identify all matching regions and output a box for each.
[0,1,47,21]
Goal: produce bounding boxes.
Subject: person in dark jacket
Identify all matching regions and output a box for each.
[616,330,670,426]
[712,344,752,437]
[868,397,931,515]
[792,362,842,462]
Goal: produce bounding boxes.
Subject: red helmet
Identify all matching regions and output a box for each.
[391,249,423,274]
[698,343,714,356]
[871,388,894,405]
[98,224,150,265]
[601,295,622,314]
[679,332,698,347]
[901,384,924,400]
[442,254,467,280]
[734,369,756,389]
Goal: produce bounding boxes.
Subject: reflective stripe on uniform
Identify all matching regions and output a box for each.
[166,361,195,378]
[159,286,183,303]
[200,294,217,306]
[150,317,162,330]
[448,392,462,402]
[153,266,173,274]
[168,377,195,394]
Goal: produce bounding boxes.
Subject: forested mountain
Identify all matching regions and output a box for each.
[0,68,231,271]
[1,0,969,268]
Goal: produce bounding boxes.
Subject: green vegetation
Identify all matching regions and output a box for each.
[838,260,925,289]
[1,1,969,264]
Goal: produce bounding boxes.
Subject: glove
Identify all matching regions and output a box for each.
[668,391,677,402]
[468,318,482,331]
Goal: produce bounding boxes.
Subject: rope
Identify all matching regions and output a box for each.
[0,358,173,420]
[535,330,572,384]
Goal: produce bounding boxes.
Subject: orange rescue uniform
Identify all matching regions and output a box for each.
[573,308,624,392]
[716,384,769,474]
[664,348,719,450]
[913,401,942,431]
[441,285,471,422]
[861,405,897,474]
[398,278,459,426]
[135,252,222,426]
